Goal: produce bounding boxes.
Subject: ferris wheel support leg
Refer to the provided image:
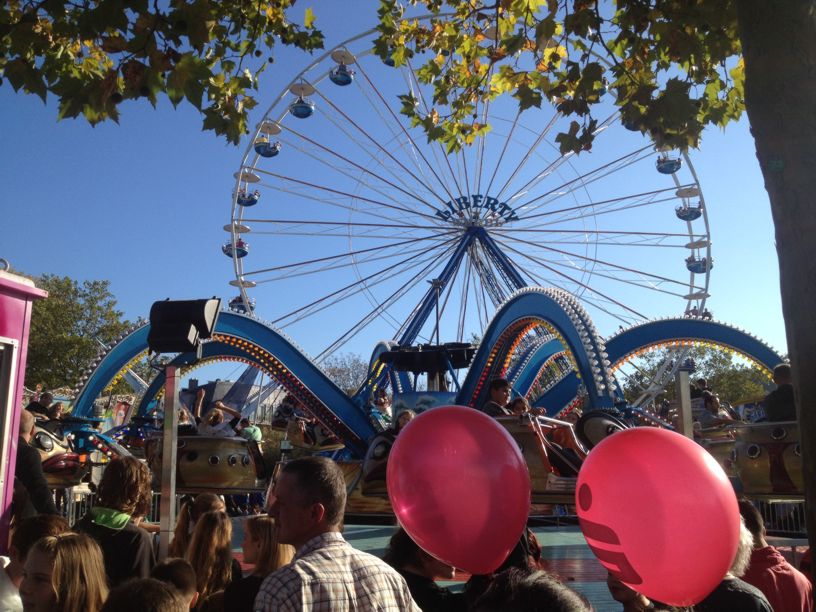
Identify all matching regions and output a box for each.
[674,366,694,439]
[158,365,179,561]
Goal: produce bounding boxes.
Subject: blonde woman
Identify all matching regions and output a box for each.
[222,516,295,611]
[186,511,241,603]
[20,533,108,612]
[169,493,226,558]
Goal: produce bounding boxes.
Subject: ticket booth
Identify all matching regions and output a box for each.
[0,269,47,551]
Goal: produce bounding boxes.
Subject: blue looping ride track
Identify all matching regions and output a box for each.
[73,289,783,459]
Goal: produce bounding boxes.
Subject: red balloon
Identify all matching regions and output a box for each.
[576,427,739,606]
[387,406,530,575]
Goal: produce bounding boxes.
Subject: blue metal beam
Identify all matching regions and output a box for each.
[473,227,528,291]
[398,229,478,346]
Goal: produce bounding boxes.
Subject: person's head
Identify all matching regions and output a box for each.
[170,493,226,558]
[38,393,53,408]
[396,409,416,431]
[19,410,36,441]
[489,378,512,405]
[471,567,591,612]
[47,403,64,420]
[383,527,455,580]
[238,417,250,430]
[374,395,392,416]
[9,514,70,578]
[701,390,720,413]
[606,572,652,608]
[101,578,187,612]
[206,409,224,427]
[267,456,347,548]
[737,498,766,549]
[729,517,755,578]
[696,378,708,390]
[242,515,296,577]
[151,558,199,609]
[509,397,530,415]
[185,511,233,600]
[21,533,108,612]
[773,363,792,385]
[178,408,192,425]
[96,456,153,516]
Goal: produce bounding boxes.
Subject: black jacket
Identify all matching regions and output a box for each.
[15,436,58,515]
[75,511,156,587]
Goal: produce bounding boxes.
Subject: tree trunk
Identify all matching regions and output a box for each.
[735,0,816,559]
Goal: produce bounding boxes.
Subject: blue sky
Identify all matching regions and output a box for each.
[0,4,788,371]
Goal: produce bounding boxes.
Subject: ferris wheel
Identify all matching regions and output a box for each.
[224,26,712,366]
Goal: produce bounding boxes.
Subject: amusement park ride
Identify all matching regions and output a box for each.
[23,24,801,516]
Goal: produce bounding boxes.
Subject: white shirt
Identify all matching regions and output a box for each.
[0,557,23,612]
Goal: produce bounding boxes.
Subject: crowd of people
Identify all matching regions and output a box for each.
[9,368,812,611]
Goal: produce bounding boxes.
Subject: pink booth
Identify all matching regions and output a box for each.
[0,269,47,551]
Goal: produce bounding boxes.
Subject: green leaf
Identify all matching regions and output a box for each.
[167,53,211,109]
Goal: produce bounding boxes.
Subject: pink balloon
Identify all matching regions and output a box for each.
[576,427,739,606]
[387,406,530,575]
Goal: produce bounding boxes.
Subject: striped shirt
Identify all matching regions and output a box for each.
[254,532,419,612]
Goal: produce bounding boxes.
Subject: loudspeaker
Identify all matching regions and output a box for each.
[147,298,221,354]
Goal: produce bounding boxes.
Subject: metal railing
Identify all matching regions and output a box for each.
[58,489,173,526]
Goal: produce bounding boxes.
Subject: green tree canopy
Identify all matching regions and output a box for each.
[321,352,368,396]
[375,0,744,153]
[0,0,323,143]
[622,345,771,407]
[26,273,131,391]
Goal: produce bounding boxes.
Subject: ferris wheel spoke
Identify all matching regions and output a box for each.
[519,187,685,225]
[405,60,466,199]
[250,167,440,222]
[457,259,473,342]
[537,256,695,299]
[244,180,417,227]
[317,240,462,358]
[492,228,694,249]
[502,112,621,206]
[356,60,461,201]
[469,242,508,307]
[267,135,437,220]
[496,232,703,292]
[517,261,634,325]
[490,112,559,201]
[492,236,648,319]
[513,145,654,214]
[272,236,460,328]
[241,231,456,278]
[242,218,446,232]
[259,236,455,283]
[313,77,455,207]
[354,61,462,205]
[275,125,438,214]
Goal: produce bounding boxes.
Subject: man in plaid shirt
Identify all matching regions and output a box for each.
[255,456,419,611]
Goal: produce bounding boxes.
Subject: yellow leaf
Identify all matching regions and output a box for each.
[304,7,315,29]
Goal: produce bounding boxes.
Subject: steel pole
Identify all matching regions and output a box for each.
[158,365,179,560]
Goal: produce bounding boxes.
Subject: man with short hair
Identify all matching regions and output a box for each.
[102,578,188,612]
[151,558,199,610]
[255,456,419,611]
[24,392,52,418]
[763,363,797,421]
[738,498,813,611]
[0,514,69,611]
[15,410,58,515]
[481,378,512,417]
